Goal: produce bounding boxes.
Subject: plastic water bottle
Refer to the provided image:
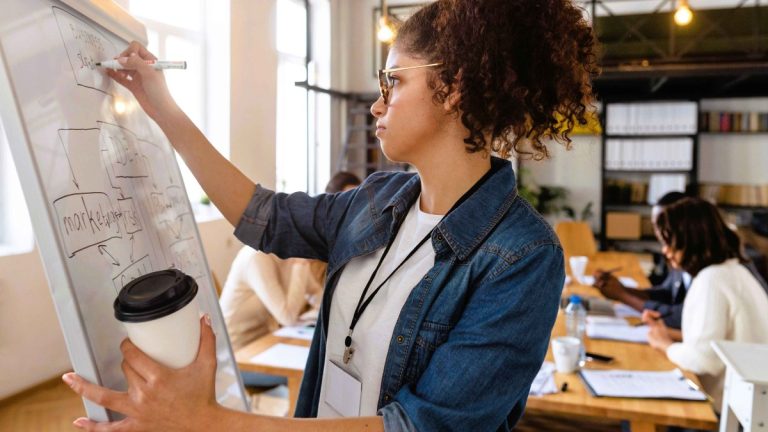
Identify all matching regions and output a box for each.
[564,294,587,365]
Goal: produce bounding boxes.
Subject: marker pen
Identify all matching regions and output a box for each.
[95,59,187,70]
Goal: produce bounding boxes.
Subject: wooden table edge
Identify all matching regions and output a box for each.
[525,396,719,430]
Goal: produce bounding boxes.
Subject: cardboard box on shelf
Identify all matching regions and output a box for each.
[606,212,642,240]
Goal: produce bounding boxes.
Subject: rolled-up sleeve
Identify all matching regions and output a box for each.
[233,184,357,262]
[378,402,419,432]
[385,244,564,432]
[233,184,275,249]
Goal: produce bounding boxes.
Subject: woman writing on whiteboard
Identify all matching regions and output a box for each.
[64,1,599,430]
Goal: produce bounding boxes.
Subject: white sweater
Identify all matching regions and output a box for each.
[666,259,768,409]
[219,248,324,350]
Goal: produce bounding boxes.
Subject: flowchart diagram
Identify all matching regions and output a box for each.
[0,0,247,416]
[51,7,206,296]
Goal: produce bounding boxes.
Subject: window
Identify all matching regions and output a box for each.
[129,0,230,219]
[0,1,230,255]
[275,0,308,193]
[309,0,332,194]
[275,0,333,195]
[0,123,34,255]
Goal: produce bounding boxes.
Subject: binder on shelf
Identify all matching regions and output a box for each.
[648,174,687,205]
[605,138,692,171]
[606,102,697,136]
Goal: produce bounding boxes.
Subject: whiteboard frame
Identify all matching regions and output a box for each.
[0,0,249,421]
[0,34,108,419]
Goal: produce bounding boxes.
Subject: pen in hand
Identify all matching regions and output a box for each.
[96,59,187,70]
[599,266,622,275]
[594,266,622,281]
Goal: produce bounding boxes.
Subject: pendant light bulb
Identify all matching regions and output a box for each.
[674,0,693,26]
[377,16,395,43]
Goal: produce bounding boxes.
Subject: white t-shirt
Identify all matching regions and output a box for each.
[666,259,768,409]
[318,198,442,417]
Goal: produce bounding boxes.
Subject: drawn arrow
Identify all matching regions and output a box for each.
[164,217,184,240]
[59,134,80,190]
[140,155,158,190]
[129,234,135,263]
[98,244,120,266]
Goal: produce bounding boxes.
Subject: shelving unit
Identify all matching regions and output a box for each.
[337,96,408,178]
[598,100,768,253]
[599,100,699,251]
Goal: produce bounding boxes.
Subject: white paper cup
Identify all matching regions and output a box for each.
[114,269,200,369]
[569,255,589,285]
[552,336,581,373]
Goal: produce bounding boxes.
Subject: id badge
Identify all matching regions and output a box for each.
[324,359,362,417]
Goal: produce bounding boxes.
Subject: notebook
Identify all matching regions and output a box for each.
[579,369,708,401]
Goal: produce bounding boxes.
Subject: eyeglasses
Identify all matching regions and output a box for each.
[377,63,442,105]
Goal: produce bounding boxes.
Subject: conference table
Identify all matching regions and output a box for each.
[235,252,719,430]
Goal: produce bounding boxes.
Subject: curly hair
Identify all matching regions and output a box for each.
[655,197,747,277]
[395,0,600,159]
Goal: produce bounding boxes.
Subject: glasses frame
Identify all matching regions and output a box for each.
[377,62,442,104]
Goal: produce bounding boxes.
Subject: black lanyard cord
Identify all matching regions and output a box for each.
[343,161,502,352]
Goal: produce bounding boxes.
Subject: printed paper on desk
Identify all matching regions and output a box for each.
[614,303,643,318]
[273,325,315,341]
[529,361,558,396]
[580,369,707,400]
[586,316,649,343]
[249,343,309,370]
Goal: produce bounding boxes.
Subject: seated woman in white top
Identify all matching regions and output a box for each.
[645,197,768,409]
[220,248,326,351]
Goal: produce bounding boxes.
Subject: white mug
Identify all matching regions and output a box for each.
[552,336,581,373]
[569,255,589,285]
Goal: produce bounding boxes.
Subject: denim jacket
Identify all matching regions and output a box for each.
[234,157,565,432]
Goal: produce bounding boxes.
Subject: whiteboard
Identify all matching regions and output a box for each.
[0,0,248,420]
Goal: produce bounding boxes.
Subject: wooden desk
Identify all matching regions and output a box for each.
[235,334,311,416]
[528,251,718,431]
[236,253,717,429]
[568,251,652,288]
[526,312,718,431]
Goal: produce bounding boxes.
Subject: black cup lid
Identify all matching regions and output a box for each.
[114,269,198,323]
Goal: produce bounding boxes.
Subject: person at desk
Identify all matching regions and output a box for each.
[594,192,768,332]
[220,250,324,366]
[62,1,600,431]
[643,198,768,409]
[593,192,689,330]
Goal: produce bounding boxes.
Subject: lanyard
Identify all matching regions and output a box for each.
[342,162,501,364]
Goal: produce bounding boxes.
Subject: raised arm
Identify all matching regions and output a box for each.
[107,42,254,226]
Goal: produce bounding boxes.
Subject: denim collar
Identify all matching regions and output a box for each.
[382,157,518,261]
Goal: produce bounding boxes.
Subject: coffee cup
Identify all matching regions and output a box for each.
[551,336,581,373]
[114,269,200,369]
[569,255,589,285]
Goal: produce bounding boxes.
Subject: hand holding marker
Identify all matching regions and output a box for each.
[96,58,187,70]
